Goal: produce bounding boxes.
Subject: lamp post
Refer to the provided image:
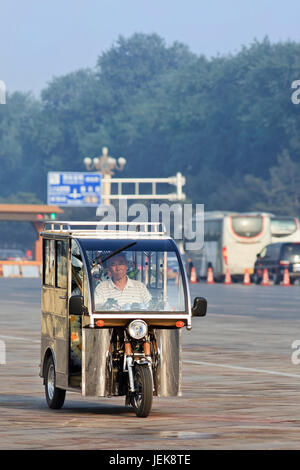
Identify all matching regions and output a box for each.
[84,147,126,205]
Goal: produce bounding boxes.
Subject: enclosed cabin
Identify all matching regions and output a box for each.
[40,222,203,398]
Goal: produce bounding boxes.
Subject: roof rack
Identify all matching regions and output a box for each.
[42,221,168,239]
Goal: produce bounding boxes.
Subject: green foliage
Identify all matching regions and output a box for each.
[0,33,300,225]
[246,150,300,215]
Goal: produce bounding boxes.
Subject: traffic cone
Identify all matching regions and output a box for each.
[261,268,270,286]
[206,266,214,284]
[282,268,291,286]
[243,269,251,286]
[224,268,232,285]
[190,266,198,284]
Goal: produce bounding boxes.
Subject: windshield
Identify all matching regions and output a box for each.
[282,243,300,261]
[231,216,263,238]
[79,239,186,313]
[271,218,297,237]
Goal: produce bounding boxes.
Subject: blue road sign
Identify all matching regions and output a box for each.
[47,172,102,207]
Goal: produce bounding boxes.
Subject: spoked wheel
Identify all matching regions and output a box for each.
[131,364,153,418]
[45,356,66,409]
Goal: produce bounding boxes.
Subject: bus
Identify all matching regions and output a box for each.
[270,216,300,243]
[186,211,272,281]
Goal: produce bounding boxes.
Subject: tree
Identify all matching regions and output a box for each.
[246,150,300,216]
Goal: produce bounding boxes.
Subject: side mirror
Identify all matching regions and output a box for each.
[192,297,207,317]
[69,295,87,316]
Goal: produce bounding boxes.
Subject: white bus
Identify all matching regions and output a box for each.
[270,216,300,243]
[186,211,272,281]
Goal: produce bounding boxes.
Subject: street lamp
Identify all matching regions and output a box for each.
[84,147,126,205]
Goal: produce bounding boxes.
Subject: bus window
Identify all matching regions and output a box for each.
[271,218,297,237]
[231,216,263,238]
[205,220,222,241]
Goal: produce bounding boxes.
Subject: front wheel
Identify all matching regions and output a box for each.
[45,356,66,409]
[131,364,153,418]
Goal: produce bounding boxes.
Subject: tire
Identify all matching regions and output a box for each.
[132,364,153,418]
[45,356,66,409]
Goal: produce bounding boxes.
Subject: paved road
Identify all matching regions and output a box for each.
[0,279,300,449]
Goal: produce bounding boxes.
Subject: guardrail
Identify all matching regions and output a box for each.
[0,261,41,278]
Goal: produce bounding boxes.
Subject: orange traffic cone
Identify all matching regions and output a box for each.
[190,266,198,284]
[243,269,251,286]
[261,268,270,286]
[282,268,291,286]
[224,268,232,285]
[206,266,214,284]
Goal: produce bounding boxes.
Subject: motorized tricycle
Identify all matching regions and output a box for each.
[39,222,207,417]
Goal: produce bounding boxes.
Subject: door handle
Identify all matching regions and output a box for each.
[59,295,66,300]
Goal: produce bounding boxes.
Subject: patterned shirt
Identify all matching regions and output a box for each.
[94,276,151,309]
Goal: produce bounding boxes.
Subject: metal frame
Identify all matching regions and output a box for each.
[42,221,168,239]
[99,173,186,201]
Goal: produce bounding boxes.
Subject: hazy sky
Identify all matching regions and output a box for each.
[1,0,300,96]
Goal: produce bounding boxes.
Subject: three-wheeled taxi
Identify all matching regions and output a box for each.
[39,222,207,417]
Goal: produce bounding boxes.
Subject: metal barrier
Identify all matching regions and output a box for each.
[0,261,41,278]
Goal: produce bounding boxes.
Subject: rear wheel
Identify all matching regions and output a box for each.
[45,356,66,409]
[131,365,153,418]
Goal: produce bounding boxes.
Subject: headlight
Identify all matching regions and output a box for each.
[128,320,148,340]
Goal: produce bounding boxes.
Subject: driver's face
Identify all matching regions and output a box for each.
[107,256,128,281]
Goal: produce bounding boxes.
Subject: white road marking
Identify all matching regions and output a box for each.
[184,360,300,379]
[2,335,299,379]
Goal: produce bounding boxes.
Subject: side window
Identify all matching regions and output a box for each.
[71,240,83,295]
[274,245,281,259]
[43,239,55,286]
[260,246,267,258]
[265,246,272,258]
[56,240,68,289]
[266,245,276,258]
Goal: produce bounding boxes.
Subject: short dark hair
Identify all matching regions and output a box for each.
[107,253,128,266]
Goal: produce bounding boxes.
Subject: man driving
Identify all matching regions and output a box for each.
[94,253,151,309]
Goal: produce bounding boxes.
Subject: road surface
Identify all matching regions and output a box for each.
[0,279,300,449]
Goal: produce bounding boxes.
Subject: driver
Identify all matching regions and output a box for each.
[94,253,151,309]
